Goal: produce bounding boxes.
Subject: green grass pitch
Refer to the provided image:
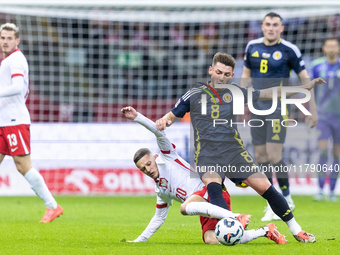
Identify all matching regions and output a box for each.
[0,195,339,255]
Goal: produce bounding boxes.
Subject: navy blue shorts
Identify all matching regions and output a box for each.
[195,143,260,185]
[250,111,288,145]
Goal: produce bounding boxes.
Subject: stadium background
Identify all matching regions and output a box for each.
[0,1,339,196]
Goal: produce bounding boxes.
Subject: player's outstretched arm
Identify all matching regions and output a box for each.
[298,69,318,128]
[156,111,178,131]
[122,106,163,137]
[126,206,170,243]
[121,106,174,152]
[259,77,326,100]
[121,106,138,120]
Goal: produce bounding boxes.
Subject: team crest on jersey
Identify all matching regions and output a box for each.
[262,53,271,59]
[159,178,168,188]
[273,51,282,60]
[223,93,232,103]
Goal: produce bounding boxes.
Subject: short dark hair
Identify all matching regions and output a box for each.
[263,12,283,22]
[323,37,339,45]
[212,52,236,70]
[133,148,151,164]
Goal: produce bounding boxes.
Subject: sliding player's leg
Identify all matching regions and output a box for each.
[203,222,286,245]
[181,188,250,229]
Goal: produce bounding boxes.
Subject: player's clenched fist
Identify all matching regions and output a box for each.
[121,106,138,120]
[155,118,170,131]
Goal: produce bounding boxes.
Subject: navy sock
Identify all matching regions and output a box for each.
[262,185,293,222]
[318,150,328,190]
[260,161,273,185]
[207,182,229,210]
[273,160,290,196]
[330,158,339,192]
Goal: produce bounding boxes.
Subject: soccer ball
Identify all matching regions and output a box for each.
[215,217,244,246]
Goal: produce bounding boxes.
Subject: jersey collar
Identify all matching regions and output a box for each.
[263,38,281,46]
[4,48,20,59]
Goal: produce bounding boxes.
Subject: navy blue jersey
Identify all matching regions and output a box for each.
[244,37,305,110]
[172,82,260,153]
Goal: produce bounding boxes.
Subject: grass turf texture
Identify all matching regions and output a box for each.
[0,195,338,255]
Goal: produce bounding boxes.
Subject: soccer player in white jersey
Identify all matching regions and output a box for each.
[121,106,286,245]
[0,23,63,222]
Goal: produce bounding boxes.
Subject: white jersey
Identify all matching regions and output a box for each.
[0,49,30,126]
[155,146,204,206]
[133,113,205,242]
[134,113,204,207]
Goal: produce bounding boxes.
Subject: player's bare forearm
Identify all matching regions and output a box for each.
[298,69,319,127]
[156,111,178,131]
[259,78,326,100]
[121,106,138,120]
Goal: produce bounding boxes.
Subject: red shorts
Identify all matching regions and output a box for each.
[0,124,31,156]
[192,186,231,240]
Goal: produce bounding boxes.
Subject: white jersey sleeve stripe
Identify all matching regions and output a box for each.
[182,88,201,101]
[245,37,264,52]
[280,39,302,58]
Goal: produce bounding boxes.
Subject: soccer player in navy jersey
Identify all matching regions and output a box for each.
[241,12,318,221]
[156,52,325,242]
[311,38,340,202]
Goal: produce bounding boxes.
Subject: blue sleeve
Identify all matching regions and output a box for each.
[171,90,191,118]
[288,47,305,74]
[238,85,260,103]
[311,64,319,95]
[311,66,317,79]
[311,62,321,80]
[244,44,252,69]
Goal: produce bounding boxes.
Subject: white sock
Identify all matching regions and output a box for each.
[286,218,302,235]
[24,168,58,209]
[185,202,237,219]
[239,227,267,244]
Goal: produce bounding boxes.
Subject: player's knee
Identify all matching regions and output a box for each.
[203,231,219,244]
[267,154,281,164]
[243,173,271,195]
[180,204,187,215]
[254,151,267,162]
[201,173,222,186]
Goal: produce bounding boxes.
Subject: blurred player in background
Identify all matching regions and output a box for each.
[241,12,318,221]
[121,106,286,245]
[157,52,325,243]
[311,38,340,202]
[0,23,63,222]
